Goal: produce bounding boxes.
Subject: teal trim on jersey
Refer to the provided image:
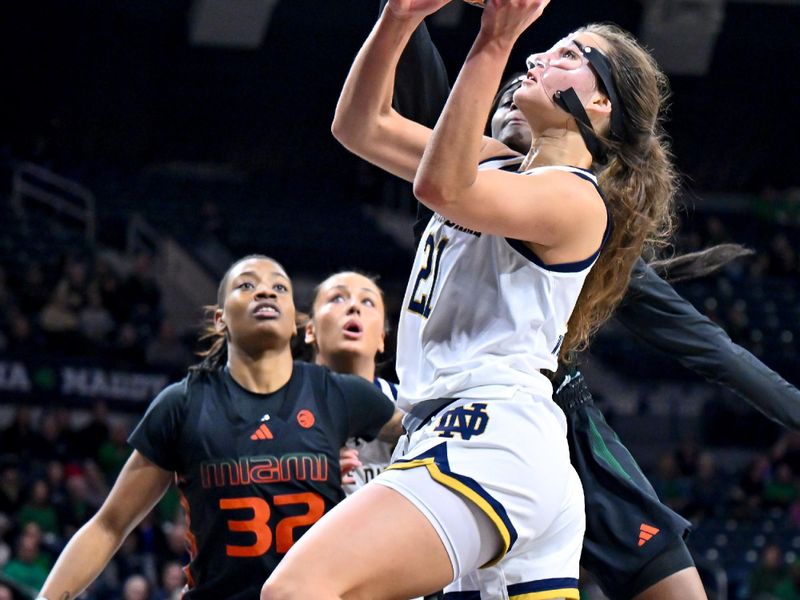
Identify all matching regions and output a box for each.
[587,414,632,481]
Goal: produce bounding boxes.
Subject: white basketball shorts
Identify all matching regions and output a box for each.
[374,389,585,600]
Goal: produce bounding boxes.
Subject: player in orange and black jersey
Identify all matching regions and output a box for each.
[38,255,396,600]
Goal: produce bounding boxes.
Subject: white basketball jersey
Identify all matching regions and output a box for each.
[343,377,399,495]
[396,157,607,410]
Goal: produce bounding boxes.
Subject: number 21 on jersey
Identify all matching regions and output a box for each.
[408,233,449,318]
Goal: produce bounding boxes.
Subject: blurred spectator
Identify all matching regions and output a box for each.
[161,521,189,565]
[6,307,40,355]
[0,513,12,566]
[120,254,160,325]
[705,216,730,246]
[145,321,192,371]
[0,267,12,313]
[1,526,49,592]
[121,573,151,600]
[33,412,74,463]
[74,401,110,460]
[686,452,723,519]
[0,583,13,600]
[651,453,691,513]
[156,486,181,525]
[774,559,800,600]
[55,256,89,313]
[764,463,799,509]
[79,285,115,344]
[111,536,151,590]
[152,561,185,600]
[44,460,70,529]
[97,422,133,480]
[39,286,80,350]
[773,432,800,476]
[199,200,228,244]
[135,513,168,567]
[17,480,59,536]
[768,234,798,277]
[748,543,790,600]
[81,461,111,507]
[0,466,23,516]
[94,256,126,323]
[17,264,49,316]
[62,473,97,531]
[674,438,701,477]
[725,299,750,345]
[115,323,145,366]
[731,454,771,516]
[0,407,39,458]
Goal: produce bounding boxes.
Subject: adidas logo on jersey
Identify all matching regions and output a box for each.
[250,423,273,440]
[638,523,660,547]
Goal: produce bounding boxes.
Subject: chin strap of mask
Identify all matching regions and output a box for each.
[552,40,627,162]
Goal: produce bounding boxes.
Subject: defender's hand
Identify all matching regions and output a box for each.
[386,0,454,20]
[479,0,551,44]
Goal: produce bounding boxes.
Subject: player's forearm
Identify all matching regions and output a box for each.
[388,2,450,127]
[708,343,800,430]
[414,34,511,207]
[40,517,127,600]
[332,7,422,152]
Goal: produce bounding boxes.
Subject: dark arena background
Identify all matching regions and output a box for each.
[1,1,799,598]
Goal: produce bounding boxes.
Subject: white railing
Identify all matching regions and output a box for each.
[127,215,217,333]
[11,162,96,241]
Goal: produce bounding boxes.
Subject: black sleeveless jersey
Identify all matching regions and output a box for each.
[128,362,394,599]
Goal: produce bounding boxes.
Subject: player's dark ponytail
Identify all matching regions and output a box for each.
[648,243,753,283]
[190,306,228,373]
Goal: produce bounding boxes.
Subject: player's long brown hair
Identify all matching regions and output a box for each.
[190,254,300,373]
[560,23,677,361]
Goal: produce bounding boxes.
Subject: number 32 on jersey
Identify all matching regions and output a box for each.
[408,233,449,318]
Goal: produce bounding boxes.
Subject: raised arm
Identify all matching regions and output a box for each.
[333,1,508,184]
[39,451,173,599]
[412,0,607,247]
[379,0,450,241]
[332,3,447,183]
[617,258,800,429]
[383,0,450,127]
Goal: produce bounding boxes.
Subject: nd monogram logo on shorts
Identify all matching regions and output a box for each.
[434,403,490,440]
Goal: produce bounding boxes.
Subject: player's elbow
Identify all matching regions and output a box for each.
[331,115,375,159]
[331,114,357,149]
[413,176,454,211]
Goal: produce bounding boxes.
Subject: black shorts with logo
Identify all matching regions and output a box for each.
[556,372,694,598]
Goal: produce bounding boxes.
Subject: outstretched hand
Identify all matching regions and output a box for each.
[479,0,551,44]
[386,0,454,20]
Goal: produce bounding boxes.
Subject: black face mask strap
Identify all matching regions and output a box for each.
[551,40,627,161]
[553,88,605,160]
[577,41,626,141]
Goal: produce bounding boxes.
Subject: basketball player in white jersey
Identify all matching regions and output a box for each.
[304,271,401,493]
[261,1,677,598]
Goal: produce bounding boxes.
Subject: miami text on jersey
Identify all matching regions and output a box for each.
[200,453,328,488]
